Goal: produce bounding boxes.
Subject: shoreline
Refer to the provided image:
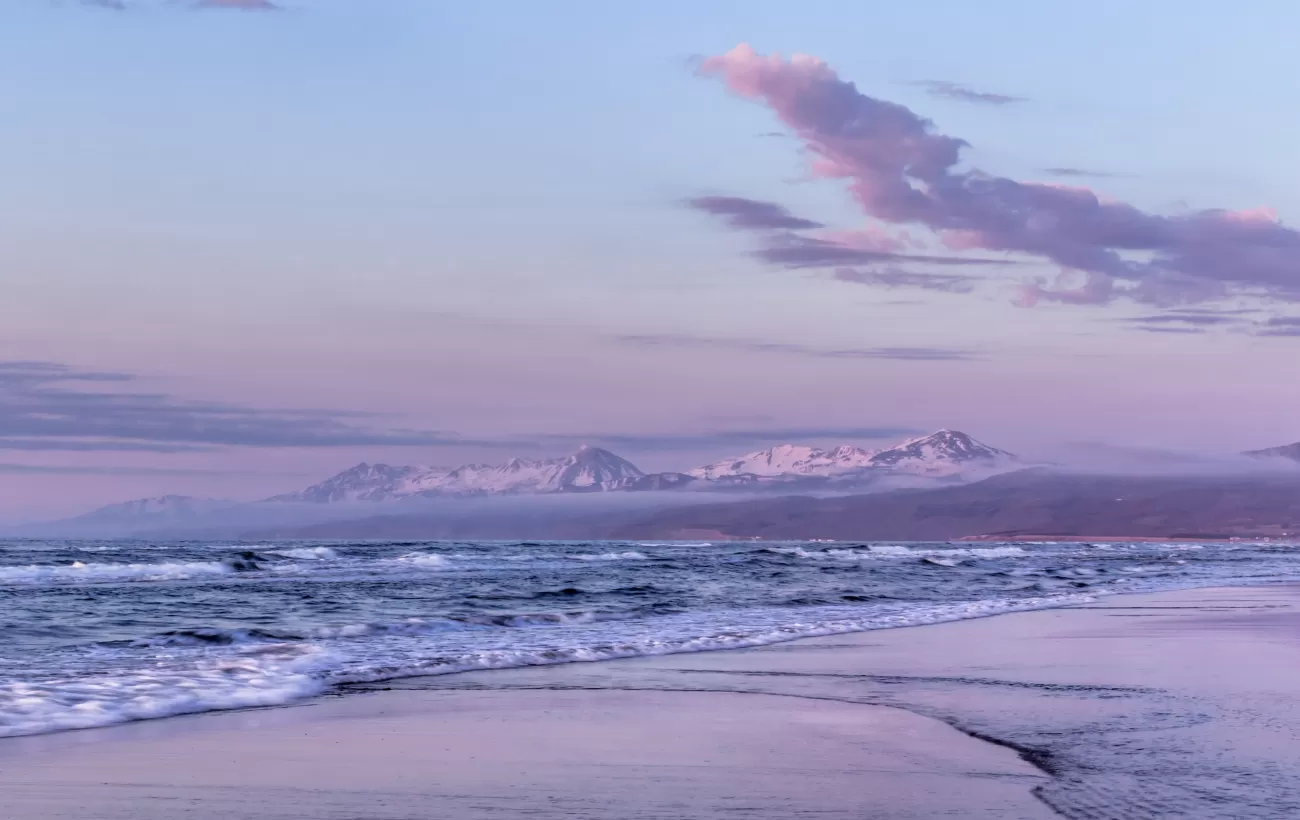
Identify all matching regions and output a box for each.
[5,583,1299,818]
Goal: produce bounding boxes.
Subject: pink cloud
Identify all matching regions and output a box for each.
[194,0,278,9]
[699,44,1300,307]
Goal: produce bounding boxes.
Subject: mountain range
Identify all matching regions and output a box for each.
[21,429,1300,539]
[271,429,1017,503]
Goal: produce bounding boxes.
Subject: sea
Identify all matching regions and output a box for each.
[3,537,1297,741]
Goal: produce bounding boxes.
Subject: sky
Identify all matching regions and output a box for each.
[4,0,1300,519]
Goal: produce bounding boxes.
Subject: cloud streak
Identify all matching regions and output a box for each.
[698,45,1300,308]
[534,426,922,452]
[686,196,823,230]
[194,0,279,10]
[684,195,1014,292]
[1044,167,1131,180]
[616,333,980,360]
[0,361,505,452]
[913,80,1026,106]
[77,0,280,10]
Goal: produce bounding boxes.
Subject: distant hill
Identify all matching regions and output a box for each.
[607,469,1300,541]
[1244,441,1300,463]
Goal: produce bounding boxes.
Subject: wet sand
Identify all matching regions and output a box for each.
[3,585,1299,819]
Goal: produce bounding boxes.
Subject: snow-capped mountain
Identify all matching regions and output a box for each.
[866,430,1016,477]
[268,464,423,503]
[689,444,879,480]
[274,445,646,503]
[690,430,1016,483]
[272,430,1018,504]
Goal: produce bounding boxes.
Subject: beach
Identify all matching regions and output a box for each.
[3,584,1298,819]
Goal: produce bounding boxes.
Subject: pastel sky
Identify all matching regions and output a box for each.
[5,0,1300,518]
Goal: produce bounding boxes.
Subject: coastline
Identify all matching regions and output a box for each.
[3,584,1299,818]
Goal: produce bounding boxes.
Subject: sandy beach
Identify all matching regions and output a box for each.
[3,584,1299,819]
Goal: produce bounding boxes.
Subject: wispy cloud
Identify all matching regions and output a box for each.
[1122,308,1259,334]
[76,0,280,10]
[0,361,506,452]
[1043,167,1131,179]
[534,426,922,452]
[832,267,977,293]
[912,80,1026,106]
[194,0,279,10]
[1255,316,1300,337]
[0,463,301,476]
[698,45,1300,308]
[684,195,1013,293]
[616,333,980,361]
[686,195,823,230]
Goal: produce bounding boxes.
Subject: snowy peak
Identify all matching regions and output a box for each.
[689,430,1016,482]
[270,431,1018,505]
[688,443,878,480]
[868,430,1015,476]
[269,463,420,503]
[275,446,646,503]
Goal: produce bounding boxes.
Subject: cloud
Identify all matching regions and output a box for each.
[534,426,923,452]
[616,333,979,360]
[832,267,977,293]
[0,361,506,452]
[1256,316,1300,337]
[684,195,1014,293]
[1121,307,1261,334]
[1127,311,1242,327]
[686,196,824,230]
[1043,167,1131,179]
[698,45,1300,308]
[753,231,1006,269]
[0,463,298,476]
[75,0,280,10]
[912,80,1026,106]
[194,0,279,9]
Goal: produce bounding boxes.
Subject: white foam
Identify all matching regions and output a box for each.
[393,552,449,568]
[571,551,647,561]
[269,547,339,560]
[769,545,1027,561]
[0,645,329,739]
[0,561,233,586]
[0,590,1102,740]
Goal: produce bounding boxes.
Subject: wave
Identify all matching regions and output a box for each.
[0,644,329,739]
[0,592,1098,739]
[393,552,449,568]
[571,551,648,561]
[0,560,235,586]
[765,545,1027,561]
[267,546,340,561]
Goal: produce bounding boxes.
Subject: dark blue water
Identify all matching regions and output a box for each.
[2,538,1297,738]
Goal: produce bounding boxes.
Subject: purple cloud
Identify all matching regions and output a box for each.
[194,0,279,8]
[687,196,823,230]
[1044,167,1131,180]
[616,333,980,361]
[1256,316,1300,337]
[0,361,504,451]
[832,267,976,293]
[685,196,1013,293]
[913,80,1026,106]
[699,45,1300,308]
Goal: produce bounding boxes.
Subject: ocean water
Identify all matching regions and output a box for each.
[2,537,1298,739]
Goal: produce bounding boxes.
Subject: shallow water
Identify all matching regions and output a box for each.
[3,537,1298,738]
